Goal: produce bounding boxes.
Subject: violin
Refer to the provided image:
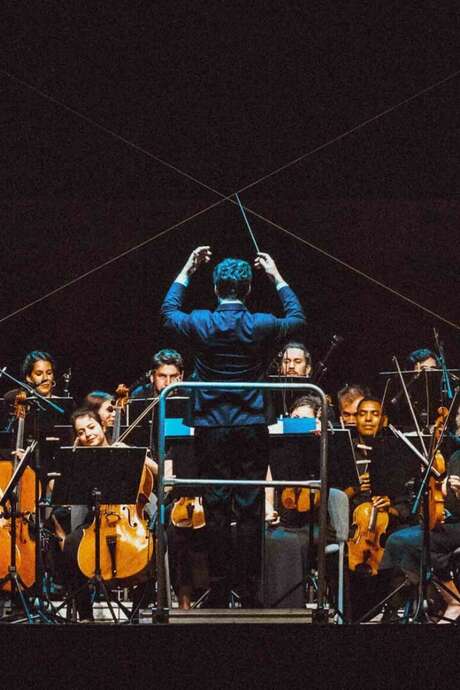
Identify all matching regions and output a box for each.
[427,407,448,530]
[280,487,320,512]
[77,384,155,583]
[347,438,389,576]
[171,496,206,529]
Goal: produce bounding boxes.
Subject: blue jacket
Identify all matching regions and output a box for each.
[161,281,306,427]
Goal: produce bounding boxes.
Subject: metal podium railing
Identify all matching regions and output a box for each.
[155,381,329,623]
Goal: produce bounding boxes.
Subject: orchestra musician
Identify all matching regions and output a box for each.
[337,384,366,427]
[407,348,439,371]
[3,350,58,418]
[130,349,184,399]
[161,246,306,607]
[84,391,116,434]
[345,397,416,621]
[380,449,460,623]
[279,342,312,378]
[50,408,156,621]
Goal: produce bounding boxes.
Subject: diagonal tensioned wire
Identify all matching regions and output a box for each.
[1,67,459,330]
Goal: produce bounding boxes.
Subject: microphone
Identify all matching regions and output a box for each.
[62,368,72,396]
[332,334,344,345]
[390,372,421,406]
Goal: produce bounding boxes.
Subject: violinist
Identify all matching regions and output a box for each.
[380,450,460,623]
[408,348,439,371]
[4,350,57,417]
[346,397,415,620]
[264,394,349,608]
[337,384,366,427]
[279,342,312,378]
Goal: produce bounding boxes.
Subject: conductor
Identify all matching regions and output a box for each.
[161,246,306,607]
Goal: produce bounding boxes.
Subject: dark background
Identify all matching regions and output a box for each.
[1,2,458,403]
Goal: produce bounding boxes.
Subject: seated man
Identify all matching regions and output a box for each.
[407,348,439,372]
[130,348,184,398]
[337,384,366,428]
[345,397,416,621]
[279,342,312,378]
[380,449,460,623]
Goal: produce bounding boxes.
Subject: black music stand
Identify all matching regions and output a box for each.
[51,446,148,624]
[0,441,37,623]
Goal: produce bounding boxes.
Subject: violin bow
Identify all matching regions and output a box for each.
[117,397,159,445]
[234,193,261,254]
[392,356,429,458]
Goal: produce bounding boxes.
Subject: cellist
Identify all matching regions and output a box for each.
[51,408,155,621]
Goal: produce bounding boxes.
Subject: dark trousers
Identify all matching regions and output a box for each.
[381,521,460,581]
[194,425,269,605]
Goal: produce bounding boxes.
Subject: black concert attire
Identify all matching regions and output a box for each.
[345,430,418,620]
[263,430,354,608]
[381,450,460,581]
[130,382,155,399]
[162,278,306,606]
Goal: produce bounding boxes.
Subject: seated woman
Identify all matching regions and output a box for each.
[263,395,344,609]
[83,391,116,436]
[52,408,155,621]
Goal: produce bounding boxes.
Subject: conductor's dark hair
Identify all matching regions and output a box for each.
[407,348,439,368]
[151,348,184,373]
[22,350,56,378]
[70,407,102,430]
[213,258,252,300]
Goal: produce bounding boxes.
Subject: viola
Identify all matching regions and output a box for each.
[281,487,320,512]
[427,407,448,530]
[171,496,206,529]
[348,501,389,576]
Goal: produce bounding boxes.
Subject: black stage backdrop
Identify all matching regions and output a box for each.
[1,3,458,403]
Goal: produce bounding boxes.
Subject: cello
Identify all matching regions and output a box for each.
[77,386,154,582]
[0,392,37,590]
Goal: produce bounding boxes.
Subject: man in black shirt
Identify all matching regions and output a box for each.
[381,450,460,621]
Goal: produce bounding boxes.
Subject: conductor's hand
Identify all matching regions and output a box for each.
[180,246,212,279]
[254,253,284,286]
[372,495,391,511]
